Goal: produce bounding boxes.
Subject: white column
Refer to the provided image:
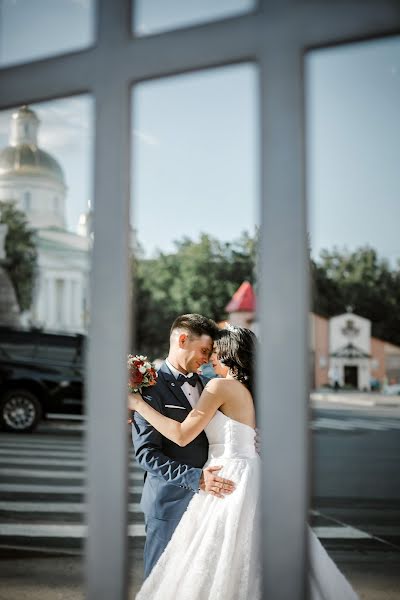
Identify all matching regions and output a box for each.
[70,280,76,327]
[72,279,81,330]
[36,275,47,325]
[64,278,72,331]
[76,280,83,330]
[47,277,56,329]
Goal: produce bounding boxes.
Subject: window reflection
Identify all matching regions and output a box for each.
[0,96,92,596]
[306,36,400,598]
[133,0,256,36]
[129,64,258,594]
[0,0,95,67]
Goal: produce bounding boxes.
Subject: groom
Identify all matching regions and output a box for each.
[132,314,236,578]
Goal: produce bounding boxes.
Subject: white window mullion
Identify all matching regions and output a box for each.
[85,80,131,600]
[84,2,132,599]
[258,34,309,599]
[0,3,399,600]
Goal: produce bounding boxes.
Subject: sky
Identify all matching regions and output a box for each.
[306,38,400,266]
[0,2,399,264]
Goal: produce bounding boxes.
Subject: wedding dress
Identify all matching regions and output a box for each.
[136,410,359,600]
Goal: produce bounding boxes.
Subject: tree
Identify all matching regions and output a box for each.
[0,201,38,311]
[133,232,257,357]
[312,246,400,346]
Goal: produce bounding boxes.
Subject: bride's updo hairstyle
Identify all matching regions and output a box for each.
[215,325,257,396]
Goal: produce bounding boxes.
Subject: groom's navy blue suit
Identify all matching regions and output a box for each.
[132,361,209,578]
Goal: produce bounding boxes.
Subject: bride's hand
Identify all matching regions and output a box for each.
[127,392,142,425]
[128,392,142,412]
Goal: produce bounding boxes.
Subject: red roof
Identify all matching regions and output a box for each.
[225,281,256,313]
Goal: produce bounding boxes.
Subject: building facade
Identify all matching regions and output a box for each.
[0,106,90,333]
[311,311,400,390]
[226,281,400,390]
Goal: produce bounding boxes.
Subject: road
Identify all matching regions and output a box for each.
[0,404,399,599]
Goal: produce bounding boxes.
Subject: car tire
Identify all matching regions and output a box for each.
[0,389,42,433]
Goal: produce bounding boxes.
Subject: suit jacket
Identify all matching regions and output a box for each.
[132,361,209,521]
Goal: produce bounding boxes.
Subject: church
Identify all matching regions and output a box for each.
[225,281,400,391]
[0,106,91,333]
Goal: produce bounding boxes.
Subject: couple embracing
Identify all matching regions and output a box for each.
[129,314,359,599]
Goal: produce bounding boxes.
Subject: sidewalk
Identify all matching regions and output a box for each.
[337,552,400,600]
[0,547,398,600]
[311,390,400,410]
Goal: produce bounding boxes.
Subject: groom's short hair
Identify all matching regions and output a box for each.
[170,314,218,340]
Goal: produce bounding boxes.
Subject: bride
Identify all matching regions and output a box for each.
[128,326,359,600]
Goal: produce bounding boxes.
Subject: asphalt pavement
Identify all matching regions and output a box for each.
[0,394,399,599]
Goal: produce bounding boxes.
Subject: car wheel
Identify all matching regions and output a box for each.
[0,389,42,433]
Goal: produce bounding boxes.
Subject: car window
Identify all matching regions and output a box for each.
[0,329,39,360]
[36,334,83,365]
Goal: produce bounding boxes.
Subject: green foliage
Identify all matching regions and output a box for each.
[133,232,257,357]
[0,201,38,311]
[312,246,400,346]
[133,232,400,359]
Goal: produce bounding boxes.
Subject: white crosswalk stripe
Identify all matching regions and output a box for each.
[0,468,143,480]
[0,442,83,451]
[0,456,138,466]
[0,448,86,458]
[0,483,143,494]
[0,457,86,466]
[0,433,146,548]
[313,526,371,539]
[0,523,146,538]
[0,501,141,513]
[0,521,371,542]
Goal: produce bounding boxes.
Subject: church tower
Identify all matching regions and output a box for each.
[0,105,67,230]
[0,106,90,333]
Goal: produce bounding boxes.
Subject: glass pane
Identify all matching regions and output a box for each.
[0,95,93,597]
[133,0,256,37]
[129,64,258,594]
[0,0,95,67]
[306,36,400,599]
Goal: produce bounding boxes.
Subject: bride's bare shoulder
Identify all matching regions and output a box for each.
[205,377,240,396]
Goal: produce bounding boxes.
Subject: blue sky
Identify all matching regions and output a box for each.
[306,38,400,266]
[0,1,399,264]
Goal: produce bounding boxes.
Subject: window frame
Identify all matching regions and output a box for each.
[0,1,399,598]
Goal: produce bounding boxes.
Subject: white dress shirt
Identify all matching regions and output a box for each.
[165,359,201,409]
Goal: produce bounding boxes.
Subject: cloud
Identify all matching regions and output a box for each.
[35,97,93,153]
[0,97,93,156]
[133,129,160,147]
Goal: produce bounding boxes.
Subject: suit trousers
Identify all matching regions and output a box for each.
[144,515,182,579]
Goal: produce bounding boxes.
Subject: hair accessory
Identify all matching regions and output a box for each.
[224,322,238,333]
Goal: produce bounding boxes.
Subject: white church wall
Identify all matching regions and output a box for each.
[34,271,88,333]
[330,357,371,390]
[329,313,371,354]
[0,176,66,229]
[0,105,91,335]
[33,245,89,333]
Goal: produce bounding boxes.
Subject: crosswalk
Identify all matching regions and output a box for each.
[0,428,397,553]
[0,433,146,551]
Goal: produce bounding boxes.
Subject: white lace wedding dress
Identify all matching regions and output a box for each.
[136,410,359,600]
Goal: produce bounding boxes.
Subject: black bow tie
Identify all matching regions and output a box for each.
[177,373,200,387]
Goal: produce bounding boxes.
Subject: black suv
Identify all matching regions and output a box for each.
[0,327,85,433]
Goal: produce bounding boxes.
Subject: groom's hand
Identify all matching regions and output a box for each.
[199,466,236,499]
